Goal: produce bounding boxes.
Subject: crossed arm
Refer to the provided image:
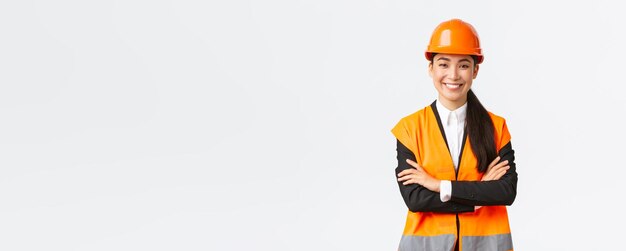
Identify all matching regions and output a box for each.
[394,140,518,213]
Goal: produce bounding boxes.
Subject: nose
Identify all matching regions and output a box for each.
[448,68,460,81]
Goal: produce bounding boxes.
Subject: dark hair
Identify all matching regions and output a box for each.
[430,53,496,172]
[466,89,496,172]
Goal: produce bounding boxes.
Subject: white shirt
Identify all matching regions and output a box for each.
[435,100,466,203]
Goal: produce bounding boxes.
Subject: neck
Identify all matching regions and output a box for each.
[438,96,467,111]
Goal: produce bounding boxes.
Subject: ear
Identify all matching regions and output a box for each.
[473,64,480,79]
[428,62,433,78]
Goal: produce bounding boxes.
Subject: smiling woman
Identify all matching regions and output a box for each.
[430,54,478,108]
[392,19,518,251]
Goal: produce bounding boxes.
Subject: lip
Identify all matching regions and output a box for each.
[443,82,464,90]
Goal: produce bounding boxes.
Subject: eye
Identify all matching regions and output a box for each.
[460,64,470,69]
[438,63,448,68]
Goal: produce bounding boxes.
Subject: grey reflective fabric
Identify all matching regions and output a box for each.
[462,233,513,251]
[398,234,455,251]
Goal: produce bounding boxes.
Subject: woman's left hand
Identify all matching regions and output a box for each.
[397,159,441,192]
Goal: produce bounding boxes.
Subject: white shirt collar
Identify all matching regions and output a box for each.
[436,99,467,125]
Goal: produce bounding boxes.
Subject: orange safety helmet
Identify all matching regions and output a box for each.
[425,19,484,64]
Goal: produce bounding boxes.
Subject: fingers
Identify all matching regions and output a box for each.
[484,167,507,181]
[397,168,417,177]
[488,160,508,173]
[482,160,510,181]
[492,165,509,180]
[493,159,509,169]
[481,171,492,181]
[397,173,416,185]
[402,179,416,186]
[397,171,415,181]
[398,159,423,179]
[485,156,501,174]
[398,160,425,186]
[398,174,423,186]
[489,156,500,168]
[405,159,423,171]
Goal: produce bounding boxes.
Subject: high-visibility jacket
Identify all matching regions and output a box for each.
[392,102,516,251]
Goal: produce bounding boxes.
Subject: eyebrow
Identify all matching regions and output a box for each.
[436,57,472,63]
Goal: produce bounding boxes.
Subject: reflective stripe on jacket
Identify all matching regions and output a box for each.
[392,101,516,251]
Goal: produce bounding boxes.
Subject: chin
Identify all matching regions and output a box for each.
[442,93,463,101]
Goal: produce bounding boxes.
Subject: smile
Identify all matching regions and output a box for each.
[444,83,463,90]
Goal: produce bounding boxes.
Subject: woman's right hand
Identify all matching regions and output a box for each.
[481,156,509,181]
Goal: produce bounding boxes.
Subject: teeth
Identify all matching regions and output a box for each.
[445,83,462,89]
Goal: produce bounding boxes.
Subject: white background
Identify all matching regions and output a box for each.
[0,0,624,250]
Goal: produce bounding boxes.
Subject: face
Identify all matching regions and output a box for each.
[429,54,479,109]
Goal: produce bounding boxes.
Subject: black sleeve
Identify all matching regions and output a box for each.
[395,140,474,213]
[450,142,518,206]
